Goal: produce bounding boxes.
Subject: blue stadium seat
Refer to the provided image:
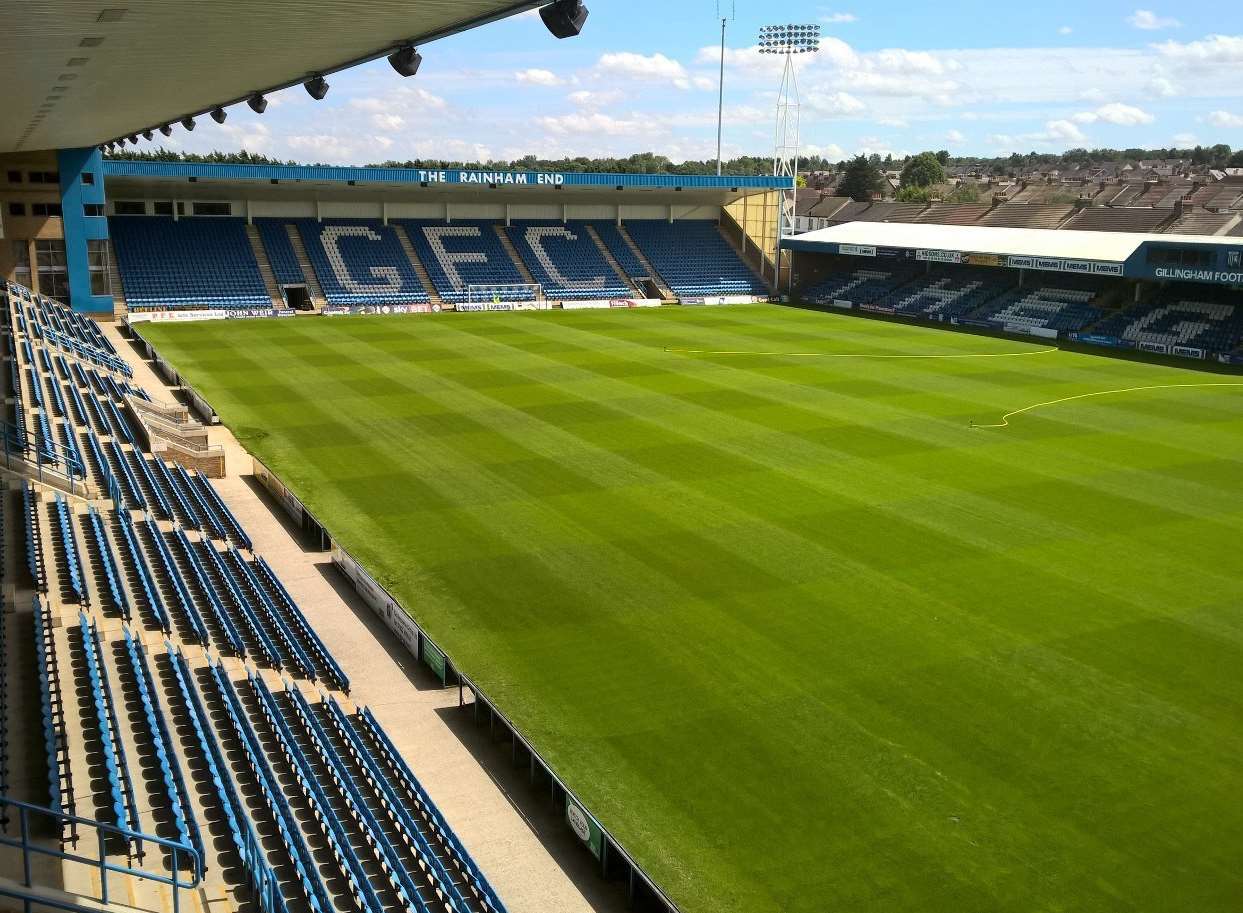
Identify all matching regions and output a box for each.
[402,220,534,303]
[622,220,766,298]
[255,219,306,286]
[116,509,172,633]
[78,611,140,839]
[506,221,630,300]
[109,217,271,311]
[294,219,428,307]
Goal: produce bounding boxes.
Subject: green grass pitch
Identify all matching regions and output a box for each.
[140,305,1243,913]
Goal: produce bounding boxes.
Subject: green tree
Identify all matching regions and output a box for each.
[1230,151,1243,167]
[935,150,950,166]
[895,185,935,203]
[900,151,946,189]
[838,155,884,202]
[947,183,980,203]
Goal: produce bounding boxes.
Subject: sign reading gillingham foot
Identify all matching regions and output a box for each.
[566,797,603,859]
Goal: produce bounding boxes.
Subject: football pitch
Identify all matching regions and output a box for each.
[140,305,1243,913]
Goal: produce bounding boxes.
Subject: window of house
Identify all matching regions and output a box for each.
[192,201,231,216]
[35,239,69,300]
[152,201,173,216]
[81,172,95,185]
[87,239,111,295]
[12,241,31,285]
[114,200,146,215]
[31,202,63,217]
[83,203,104,217]
[28,171,59,184]
[8,202,26,216]
[6,171,22,183]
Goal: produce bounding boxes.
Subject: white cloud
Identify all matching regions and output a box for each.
[1072,103,1155,126]
[820,12,858,24]
[1058,26,1073,36]
[537,111,647,136]
[1128,10,1181,30]
[805,91,865,116]
[514,68,564,87]
[595,51,704,90]
[1148,76,1178,97]
[1208,110,1243,128]
[568,89,623,108]
[945,129,966,143]
[1172,132,1197,146]
[1045,119,1087,142]
[1154,34,1243,65]
[370,113,405,132]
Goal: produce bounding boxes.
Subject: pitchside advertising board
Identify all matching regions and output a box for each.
[566,797,604,860]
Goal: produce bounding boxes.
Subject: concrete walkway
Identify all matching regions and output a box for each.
[102,322,622,913]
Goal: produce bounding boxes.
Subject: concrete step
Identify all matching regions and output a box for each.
[584,224,642,296]
[284,224,327,310]
[243,225,285,310]
[493,225,541,292]
[615,225,674,300]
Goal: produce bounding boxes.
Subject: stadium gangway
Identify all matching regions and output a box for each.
[226,549,318,682]
[320,693,477,913]
[125,447,172,520]
[356,706,507,913]
[24,483,47,591]
[280,681,432,913]
[193,472,252,550]
[84,507,129,620]
[173,464,227,541]
[53,496,87,604]
[83,433,123,508]
[172,528,246,657]
[116,510,173,634]
[153,457,203,530]
[164,644,290,913]
[32,597,73,826]
[78,612,142,852]
[253,556,350,693]
[101,437,142,508]
[0,796,200,913]
[200,658,333,913]
[194,537,279,667]
[121,628,204,864]
[141,517,210,645]
[244,670,387,913]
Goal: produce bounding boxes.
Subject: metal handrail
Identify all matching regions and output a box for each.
[0,796,201,913]
[1,420,87,483]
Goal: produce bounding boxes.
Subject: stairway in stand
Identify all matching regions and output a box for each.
[393,225,443,307]
[584,224,642,296]
[244,224,285,309]
[284,224,326,310]
[107,245,128,317]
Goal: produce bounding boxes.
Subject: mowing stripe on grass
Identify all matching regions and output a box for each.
[665,345,1060,359]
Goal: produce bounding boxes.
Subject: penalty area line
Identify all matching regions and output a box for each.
[664,346,1060,359]
[971,382,1243,429]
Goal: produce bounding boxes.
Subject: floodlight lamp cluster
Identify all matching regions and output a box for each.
[757,23,821,54]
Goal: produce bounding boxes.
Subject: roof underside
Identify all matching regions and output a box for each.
[1,0,541,153]
[786,221,1238,263]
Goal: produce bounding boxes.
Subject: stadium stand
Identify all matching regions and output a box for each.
[1093,287,1243,354]
[622,220,766,298]
[109,217,271,310]
[505,221,630,300]
[2,276,510,913]
[403,219,535,303]
[973,283,1106,334]
[800,266,921,308]
[886,268,1015,320]
[293,219,429,306]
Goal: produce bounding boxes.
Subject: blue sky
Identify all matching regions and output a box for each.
[144,2,1243,165]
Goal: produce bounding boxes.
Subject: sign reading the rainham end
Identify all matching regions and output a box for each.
[417,169,566,186]
[566,797,604,859]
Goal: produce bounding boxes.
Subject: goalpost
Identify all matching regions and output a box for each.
[465,283,545,309]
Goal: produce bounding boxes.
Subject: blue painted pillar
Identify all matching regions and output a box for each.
[57,147,113,313]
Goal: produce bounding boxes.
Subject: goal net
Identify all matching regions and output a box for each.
[466,283,544,308]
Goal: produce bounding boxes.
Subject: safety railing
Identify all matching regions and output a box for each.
[1,420,88,495]
[0,796,201,913]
